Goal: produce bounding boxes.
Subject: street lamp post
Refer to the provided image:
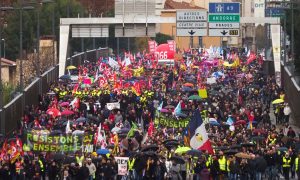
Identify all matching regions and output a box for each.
[0,18,3,111]
[291,0,295,65]
[19,0,24,91]
[52,7,55,66]
[36,3,40,77]
[0,2,34,92]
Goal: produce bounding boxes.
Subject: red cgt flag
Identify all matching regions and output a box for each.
[247,52,257,65]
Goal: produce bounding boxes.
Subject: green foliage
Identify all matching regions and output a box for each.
[152,33,173,45]
[3,0,85,60]
[2,82,15,105]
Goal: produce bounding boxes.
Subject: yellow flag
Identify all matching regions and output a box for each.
[198,89,208,98]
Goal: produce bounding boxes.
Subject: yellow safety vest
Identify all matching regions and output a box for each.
[296,158,299,171]
[283,157,291,168]
[268,135,276,145]
[227,160,230,172]
[97,90,102,96]
[218,156,227,171]
[76,156,84,166]
[128,158,136,170]
[186,162,195,174]
[59,92,64,98]
[205,155,212,168]
[38,160,44,171]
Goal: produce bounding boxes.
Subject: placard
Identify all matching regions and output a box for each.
[106,102,120,110]
[115,157,129,176]
[24,131,94,153]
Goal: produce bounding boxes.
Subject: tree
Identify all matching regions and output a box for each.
[153,33,173,45]
[3,0,85,61]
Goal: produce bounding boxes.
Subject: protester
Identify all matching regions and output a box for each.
[0,47,298,180]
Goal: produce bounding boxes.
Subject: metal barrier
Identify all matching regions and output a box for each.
[0,47,109,135]
[66,48,109,70]
[0,65,59,135]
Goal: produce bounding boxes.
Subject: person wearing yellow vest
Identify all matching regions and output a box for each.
[218,151,227,179]
[205,155,213,170]
[128,157,136,179]
[38,156,46,180]
[295,153,300,179]
[186,158,195,179]
[282,153,291,180]
[76,154,85,167]
[267,134,276,145]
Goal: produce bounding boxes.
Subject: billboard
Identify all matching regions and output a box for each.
[254,0,265,26]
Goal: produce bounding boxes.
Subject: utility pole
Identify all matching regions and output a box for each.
[291,0,295,64]
[36,3,40,77]
[52,5,55,66]
[19,0,24,91]
[0,10,3,111]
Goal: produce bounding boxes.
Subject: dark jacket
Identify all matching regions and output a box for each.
[229,161,240,174]
[76,166,89,180]
[48,164,60,180]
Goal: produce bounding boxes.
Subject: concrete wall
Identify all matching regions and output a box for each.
[281,65,300,126]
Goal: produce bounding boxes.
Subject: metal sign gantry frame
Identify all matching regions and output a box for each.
[59,16,280,77]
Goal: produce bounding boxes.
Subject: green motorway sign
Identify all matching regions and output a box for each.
[208,14,240,22]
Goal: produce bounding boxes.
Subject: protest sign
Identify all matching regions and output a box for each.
[25,131,94,153]
[154,115,190,128]
[115,157,129,175]
[106,102,120,110]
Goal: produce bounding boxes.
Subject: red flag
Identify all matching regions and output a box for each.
[98,77,108,88]
[148,78,152,89]
[0,139,8,161]
[132,81,141,96]
[114,80,123,90]
[34,119,41,128]
[16,137,23,156]
[9,141,20,163]
[72,84,79,95]
[148,121,155,137]
[246,52,257,64]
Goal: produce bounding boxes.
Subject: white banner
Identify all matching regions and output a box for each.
[254,0,265,26]
[207,77,217,84]
[271,24,281,86]
[115,157,129,176]
[108,57,120,69]
[106,102,120,110]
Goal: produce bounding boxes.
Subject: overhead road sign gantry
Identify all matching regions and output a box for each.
[208,29,240,37]
[208,2,240,37]
[176,10,208,37]
[209,2,240,14]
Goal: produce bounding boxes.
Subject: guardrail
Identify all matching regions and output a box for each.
[0,47,110,136]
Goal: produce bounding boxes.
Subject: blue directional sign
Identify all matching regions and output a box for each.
[265,8,285,17]
[209,3,240,14]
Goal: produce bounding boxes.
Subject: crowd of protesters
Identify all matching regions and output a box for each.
[0,47,299,180]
